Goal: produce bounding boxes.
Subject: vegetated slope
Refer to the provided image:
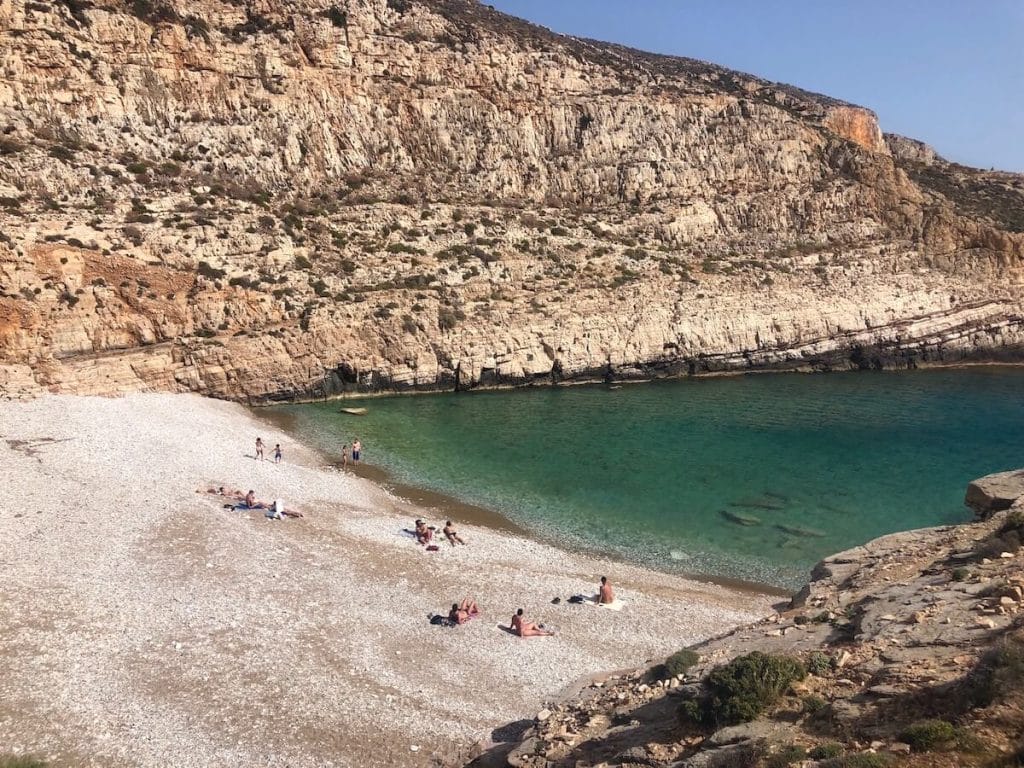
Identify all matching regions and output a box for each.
[1,0,1022,401]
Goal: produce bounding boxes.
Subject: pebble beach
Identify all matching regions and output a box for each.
[0,394,773,767]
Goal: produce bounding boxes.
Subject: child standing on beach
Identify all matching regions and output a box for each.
[273,444,282,464]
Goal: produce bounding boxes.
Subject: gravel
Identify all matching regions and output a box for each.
[0,393,772,767]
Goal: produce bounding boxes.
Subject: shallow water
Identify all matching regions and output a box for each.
[271,369,1024,589]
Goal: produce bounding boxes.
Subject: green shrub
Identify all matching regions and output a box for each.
[197,261,226,280]
[438,307,459,331]
[821,755,892,768]
[807,651,832,676]
[678,652,806,727]
[967,633,1024,707]
[665,649,700,678]
[900,719,957,751]
[952,567,970,582]
[764,744,806,768]
[801,694,827,714]
[809,743,844,759]
[0,757,48,768]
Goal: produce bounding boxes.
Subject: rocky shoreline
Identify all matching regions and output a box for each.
[468,470,1024,767]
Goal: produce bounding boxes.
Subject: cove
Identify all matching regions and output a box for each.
[269,368,1024,590]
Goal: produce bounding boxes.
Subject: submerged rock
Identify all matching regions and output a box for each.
[720,510,762,527]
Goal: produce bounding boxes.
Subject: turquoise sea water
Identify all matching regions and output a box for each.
[270,369,1024,590]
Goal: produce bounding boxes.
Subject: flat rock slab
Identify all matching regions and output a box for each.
[965,469,1024,518]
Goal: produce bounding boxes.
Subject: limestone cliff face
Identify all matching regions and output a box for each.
[1,0,1023,400]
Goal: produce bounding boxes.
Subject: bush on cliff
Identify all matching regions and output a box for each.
[966,632,1024,708]
[677,651,806,727]
[900,719,957,751]
[664,649,700,677]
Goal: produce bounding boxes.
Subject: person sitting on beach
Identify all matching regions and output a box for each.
[244,489,257,508]
[443,520,466,546]
[266,499,285,520]
[598,576,615,604]
[414,519,433,545]
[511,608,555,637]
[448,598,479,625]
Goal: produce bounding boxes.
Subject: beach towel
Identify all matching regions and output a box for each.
[583,597,627,611]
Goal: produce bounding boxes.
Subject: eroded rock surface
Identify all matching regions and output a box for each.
[1,0,1023,400]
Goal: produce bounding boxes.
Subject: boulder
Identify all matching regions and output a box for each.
[965,469,1024,519]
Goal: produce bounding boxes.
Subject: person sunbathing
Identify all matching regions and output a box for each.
[414,519,433,545]
[511,608,554,637]
[448,598,479,625]
[443,520,466,546]
[598,576,615,604]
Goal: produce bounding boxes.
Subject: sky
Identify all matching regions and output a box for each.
[487,1,1024,172]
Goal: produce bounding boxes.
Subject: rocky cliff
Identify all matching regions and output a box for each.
[470,471,1024,767]
[1,0,1023,401]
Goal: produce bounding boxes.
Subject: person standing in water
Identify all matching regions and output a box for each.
[352,438,362,463]
[255,437,265,461]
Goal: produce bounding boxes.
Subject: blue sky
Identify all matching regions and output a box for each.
[488,1,1024,172]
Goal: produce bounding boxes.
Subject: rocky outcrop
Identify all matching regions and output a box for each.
[472,480,1024,767]
[1,0,1023,401]
[965,468,1024,519]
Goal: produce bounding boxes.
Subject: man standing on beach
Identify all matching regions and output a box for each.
[352,438,362,463]
[255,437,265,461]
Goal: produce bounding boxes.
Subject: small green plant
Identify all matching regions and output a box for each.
[900,719,957,752]
[0,756,49,768]
[809,743,844,759]
[952,567,970,582]
[197,261,226,280]
[764,744,806,768]
[438,307,459,331]
[821,755,892,768]
[966,633,1024,707]
[806,651,832,676]
[664,649,700,678]
[801,694,827,714]
[678,652,806,727]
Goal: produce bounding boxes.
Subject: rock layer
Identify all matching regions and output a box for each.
[1,0,1023,400]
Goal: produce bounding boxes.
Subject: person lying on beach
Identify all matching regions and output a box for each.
[449,598,479,625]
[511,608,555,637]
[598,576,615,604]
[443,520,466,546]
[414,519,434,545]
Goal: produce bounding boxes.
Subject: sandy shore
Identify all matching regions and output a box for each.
[0,394,774,767]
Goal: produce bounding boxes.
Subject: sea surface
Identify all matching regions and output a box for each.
[269,369,1024,590]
